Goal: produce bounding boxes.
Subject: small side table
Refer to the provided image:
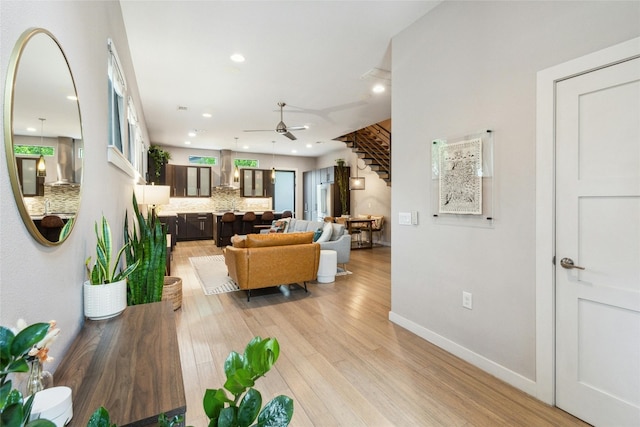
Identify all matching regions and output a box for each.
[317,250,337,283]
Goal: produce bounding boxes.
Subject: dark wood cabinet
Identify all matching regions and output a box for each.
[17,157,44,196]
[176,213,213,241]
[163,165,210,197]
[240,169,273,197]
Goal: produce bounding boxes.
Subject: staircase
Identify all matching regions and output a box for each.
[334,122,391,186]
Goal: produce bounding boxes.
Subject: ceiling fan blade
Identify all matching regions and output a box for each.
[243,129,273,132]
[286,126,307,131]
[283,131,297,141]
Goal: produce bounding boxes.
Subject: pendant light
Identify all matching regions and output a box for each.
[36,118,47,177]
[233,137,240,183]
[349,132,365,190]
[271,141,276,184]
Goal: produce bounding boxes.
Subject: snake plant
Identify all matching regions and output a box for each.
[85,215,139,285]
[124,191,167,305]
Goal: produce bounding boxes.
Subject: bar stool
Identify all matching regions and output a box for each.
[254,211,274,232]
[241,211,256,234]
[41,215,65,242]
[282,210,293,219]
[220,212,236,246]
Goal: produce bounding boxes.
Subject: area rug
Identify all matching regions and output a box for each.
[189,255,240,295]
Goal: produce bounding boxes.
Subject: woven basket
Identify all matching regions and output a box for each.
[162,276,182,310]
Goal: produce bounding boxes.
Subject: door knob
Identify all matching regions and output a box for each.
[560,257,585,270]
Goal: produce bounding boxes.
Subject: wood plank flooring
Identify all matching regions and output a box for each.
[171,241,587,426]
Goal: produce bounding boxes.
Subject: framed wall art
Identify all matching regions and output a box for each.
[431,129,495,227]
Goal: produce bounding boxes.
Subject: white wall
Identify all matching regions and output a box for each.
[390,0,640,395]
[0,1,148,369]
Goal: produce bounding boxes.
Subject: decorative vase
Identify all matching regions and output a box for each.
[83,279,127,320]
[27,360,43,395]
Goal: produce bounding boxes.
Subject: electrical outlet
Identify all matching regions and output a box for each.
[462,291,473,310]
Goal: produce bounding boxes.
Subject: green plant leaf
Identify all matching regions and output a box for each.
[224,351,244,378]
[218,406,236,427]
[0,381,12,411]
[0,327,15,363]
[10,323,48,357]
[1,401,23,427]
[87,406,115,427]
[203,388,229,420]
[224,368,255,395]
[25,420,57,427]
[237,388,261,427]
[256,395,293,427]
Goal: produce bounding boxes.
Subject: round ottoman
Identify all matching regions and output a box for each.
[317,249,337,283]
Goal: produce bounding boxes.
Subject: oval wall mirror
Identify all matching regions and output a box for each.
[4,28,83,246]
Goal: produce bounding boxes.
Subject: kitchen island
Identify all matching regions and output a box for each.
[213,211,282,247]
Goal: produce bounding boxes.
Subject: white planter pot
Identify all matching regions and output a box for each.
[83,279,127,320]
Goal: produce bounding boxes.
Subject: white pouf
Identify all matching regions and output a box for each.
[317,250,337,283]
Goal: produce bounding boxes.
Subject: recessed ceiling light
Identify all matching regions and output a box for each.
[243,145,249,150]
[306,144,312,148]
[188,131,196,137]
[372,84,385,93]
[202,112,212,118]
[291,149,297,154]
[67,95,77,101]
[26,127,37,132]
[230,53,245,63]
[184,141,191,145]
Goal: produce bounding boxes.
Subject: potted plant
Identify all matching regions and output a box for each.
[203,336,293,426]
[84,215,139,320]
[335,159,349,216]
[148,145,171,184]
[0,320,58,427]
[124,192,170,306]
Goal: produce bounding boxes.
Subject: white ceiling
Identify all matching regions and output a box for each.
[119,1,439,157]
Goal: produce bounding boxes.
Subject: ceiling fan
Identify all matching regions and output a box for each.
[243,102,306,140]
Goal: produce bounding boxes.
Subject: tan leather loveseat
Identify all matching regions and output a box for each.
[224,231,320,301]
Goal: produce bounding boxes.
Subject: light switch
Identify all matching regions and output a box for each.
[399,212,412,225]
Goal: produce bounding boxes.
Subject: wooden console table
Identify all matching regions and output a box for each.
[54,301,186,426]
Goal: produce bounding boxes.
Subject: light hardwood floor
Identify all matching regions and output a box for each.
[171,241,587,426]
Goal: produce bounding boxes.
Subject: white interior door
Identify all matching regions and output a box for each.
[555,57,640,426]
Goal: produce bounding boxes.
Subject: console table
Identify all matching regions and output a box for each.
[54,301,186,426]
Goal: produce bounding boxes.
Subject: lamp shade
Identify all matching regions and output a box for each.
[349,176,365,190]
[136,184,170,206]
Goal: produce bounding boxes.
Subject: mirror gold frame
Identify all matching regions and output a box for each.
[4,28,83,246]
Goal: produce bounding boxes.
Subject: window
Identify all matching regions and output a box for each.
[235,158,259,168]
[107,39,145,180]
[189,155,217,165]
[14,145,54,156]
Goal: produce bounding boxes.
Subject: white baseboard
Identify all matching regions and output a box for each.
[388,311,538,397]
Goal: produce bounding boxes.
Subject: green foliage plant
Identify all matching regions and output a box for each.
[124,192,167,305]
[0,322,56,427]
[203,337,293,427]
[335,159,349,216]
[85,216,139,285]
[148,146,171,182]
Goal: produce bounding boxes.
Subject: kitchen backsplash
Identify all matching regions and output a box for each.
[157,187,272,214]
[25,185,80,215]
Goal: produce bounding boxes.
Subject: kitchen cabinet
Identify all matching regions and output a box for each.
[176,213,213,241]
[319,166,334,184]
[158,215,177,249]
[165,165,211,197]
[17,157,44,197]
[240,169,273,197]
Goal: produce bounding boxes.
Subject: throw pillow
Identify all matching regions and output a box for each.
[268,218,290,233]
[315,221,333,243]
[313,228,323,242]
